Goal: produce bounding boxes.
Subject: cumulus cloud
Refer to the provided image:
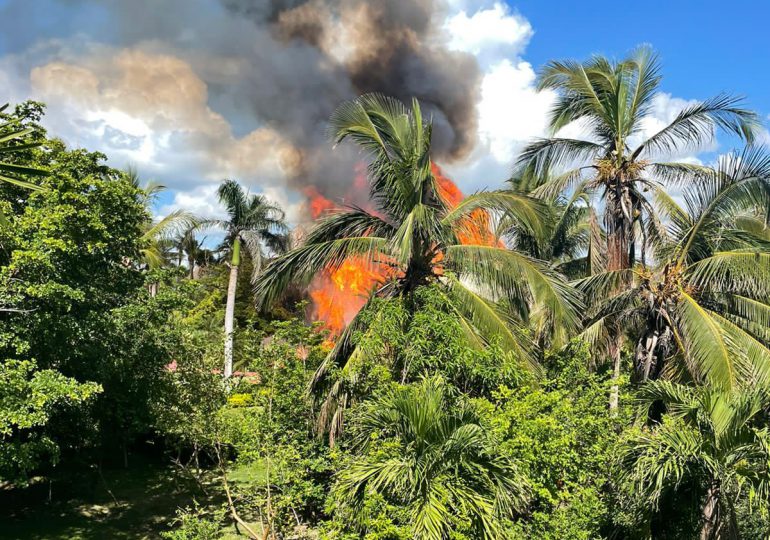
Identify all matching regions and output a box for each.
[24,47,299,219]
[0,0,735,224]
[440,1,551,189]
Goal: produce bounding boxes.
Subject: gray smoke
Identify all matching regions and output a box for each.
[216,0,481,202]
[11,0,482,204]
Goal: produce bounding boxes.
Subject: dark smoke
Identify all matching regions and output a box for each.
[219,0,481,202]
[14,0,482,208]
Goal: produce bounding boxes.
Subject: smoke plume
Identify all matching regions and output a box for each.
[3,0,483,210]
[217,0,481,203]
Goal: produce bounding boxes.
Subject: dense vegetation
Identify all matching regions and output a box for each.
[1,49,769,539]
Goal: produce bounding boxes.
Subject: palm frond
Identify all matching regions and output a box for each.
[632,95,759,159]
[254,236,388,309]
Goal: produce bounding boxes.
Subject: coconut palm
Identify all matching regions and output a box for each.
[0,103,49,224]
[171,227,206,278]
[577,147,770,392]
[207,179,287,379]
[517,47,759,272]
[253,94,582,439]
[501,164,604,280]
[619,380,770,539]
[334,376,528,539]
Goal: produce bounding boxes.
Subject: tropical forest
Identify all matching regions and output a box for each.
[1,1,770,539]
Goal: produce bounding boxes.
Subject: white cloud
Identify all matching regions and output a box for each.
[23,47,298,218]
[477,59,553,162]
[441,1,550,190]
[444,2,532,66]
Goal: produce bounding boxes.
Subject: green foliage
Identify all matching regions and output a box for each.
[312,284,530,442]
[255,94,582,439]
[162,504,226,540]
[331,376,527,540]
[0,359,100,481]
[488,341,628,539]
[2,74,769,540]
[617,381,770,538]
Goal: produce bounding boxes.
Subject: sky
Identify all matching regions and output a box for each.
[0,0,768,224]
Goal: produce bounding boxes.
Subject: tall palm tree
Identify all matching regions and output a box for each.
[208,179,287,379]
[254,94,582,439]
[577,147,770,392]
[518,47,759,272]
[334,376,528,539]
[0,103,49,224]
[619,380,770,539]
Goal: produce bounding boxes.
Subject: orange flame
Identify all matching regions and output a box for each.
[304,186,336,218]
[433,163,498,247]
[309,257,381,335]
[305,163,496,337]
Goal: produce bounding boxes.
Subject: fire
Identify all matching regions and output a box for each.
[305,163,497,337]
[432,163,498,247]
[310,257,381,335]
[304,186,336,217]
[304,185,384,336]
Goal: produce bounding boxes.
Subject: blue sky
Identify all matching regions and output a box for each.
[0,0,767,220]
[515,0,769,115]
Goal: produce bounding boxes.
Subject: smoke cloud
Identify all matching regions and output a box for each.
[18,0,480,207]
[216,0,481,201]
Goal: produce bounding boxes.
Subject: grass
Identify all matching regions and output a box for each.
[1,457,225,539]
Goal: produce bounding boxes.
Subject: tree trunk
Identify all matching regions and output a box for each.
[224,237,240,380]
[605,183,636,272]
[606,225,630,271]
[609,333,622,414]
[635,329,660,382]
[148,282,158,298]
[700,481,721,540]
[188,253,195,279]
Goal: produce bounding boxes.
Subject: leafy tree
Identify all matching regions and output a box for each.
[502,165,601,280]
[618,381,770,539]
[127,169,199,278]
[0,104,184,468]
[173,227,205,278]
[333,376,528,540]
[254,94,582,437]
[518,47,758,272]
[577,147,770,391]
[206,179,287,378]
[0,359,100,481]
[488,340,627,539]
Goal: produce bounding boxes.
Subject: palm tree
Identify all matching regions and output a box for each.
[518,47,759,272]
[577,147,770,392]
[254,94,582,439]
[334,376,528,539]
[619,380,770,539]
[208,179,287,379]
[0,102,49,224]
[172,227,205,278]
[127,169,199,297]
[502,164,604,280]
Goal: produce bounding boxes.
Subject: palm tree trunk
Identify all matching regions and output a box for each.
[700,481,720,540]
[188,253,195,279]
[635,329,660,382]
[605,183,635,271]
[224,237,241,380]
[606,226,630,271]
[609,333,622,414]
